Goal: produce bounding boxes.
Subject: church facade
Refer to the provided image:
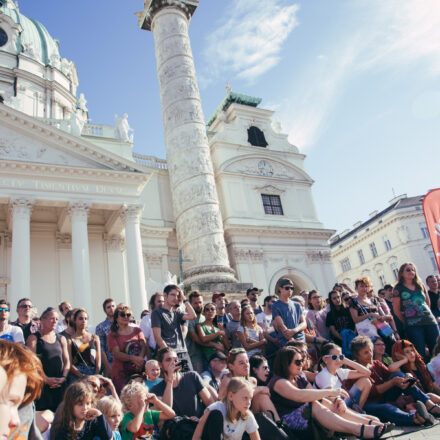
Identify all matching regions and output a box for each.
[0,0,335,323]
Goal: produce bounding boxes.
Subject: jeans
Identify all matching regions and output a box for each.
[406,324,440,362]
[384,372,429,404]
[363,402,415,426]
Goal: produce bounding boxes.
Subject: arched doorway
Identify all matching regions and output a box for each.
[270,267,316,297]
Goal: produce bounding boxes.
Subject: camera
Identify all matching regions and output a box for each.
[404,377,417,386]
[176,359,189,372]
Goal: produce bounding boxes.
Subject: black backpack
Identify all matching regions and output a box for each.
[160,416,199,440]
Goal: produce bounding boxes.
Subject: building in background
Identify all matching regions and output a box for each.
[0,1,335,321]
[330,194,437,290]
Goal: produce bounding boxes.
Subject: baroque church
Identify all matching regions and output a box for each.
[0,0,335,323]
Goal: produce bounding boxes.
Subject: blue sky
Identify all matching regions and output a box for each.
[18,0,440,234]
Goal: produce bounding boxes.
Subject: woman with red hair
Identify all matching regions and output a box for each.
[391,340,440,405]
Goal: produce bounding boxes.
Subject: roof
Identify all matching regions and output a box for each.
[0,0,60,66]
[330,195,424,247]
[207,91,262,127]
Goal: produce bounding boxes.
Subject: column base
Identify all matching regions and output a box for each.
[183,264,238,286]
[185,281,253,303]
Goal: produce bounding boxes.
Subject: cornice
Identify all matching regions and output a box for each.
[331,210,424,257]
[224,225,334,239]
[0,159,149,184]
[0,106,148,173]
[140,224,174,238]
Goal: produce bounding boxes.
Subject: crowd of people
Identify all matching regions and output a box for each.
[1,261,440,440]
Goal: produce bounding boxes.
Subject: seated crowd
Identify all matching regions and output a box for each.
[2,261,440,439]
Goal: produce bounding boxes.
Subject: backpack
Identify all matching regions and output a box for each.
[160,416,199,440]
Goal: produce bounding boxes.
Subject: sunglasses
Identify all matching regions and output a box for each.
[204,307,216,312]
[283,286,294,290]
[324,354,344,361]
[19,304,33,309]
[293,358,304,366]
[119,312,132,318]
[0,307,10,312]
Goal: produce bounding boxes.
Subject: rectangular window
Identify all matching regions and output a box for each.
[420,223,429,239]
[341,257,351,273]
[369,242,378,258]
[428,250,437,271]
[261,194,284,215]
[383,235,392,251]
[357,249,365,265]
[390,262,399,281]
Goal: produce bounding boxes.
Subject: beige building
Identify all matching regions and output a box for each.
[0,1,335,322]
[330,194,437,290]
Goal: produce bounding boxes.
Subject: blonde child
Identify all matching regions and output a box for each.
[144,360,163,389]
[193,377,260,440]
[54,381,112,440]
[120,381,175,440]
[236,306,265,358]
[96,396,123,440]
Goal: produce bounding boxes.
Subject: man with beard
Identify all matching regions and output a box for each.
[95,298,116,376]
[186,291,205,373]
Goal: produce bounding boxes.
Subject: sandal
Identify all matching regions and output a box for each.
[359,424,386,439]
[427,403,440,418]
[416,400,435,426]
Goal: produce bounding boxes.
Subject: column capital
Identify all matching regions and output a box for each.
[56,233,72,250]
[104,234,125,252]
[68,201,90,221]
[137,0,198,31]
[120,204,143,225]
[9,198,34,219]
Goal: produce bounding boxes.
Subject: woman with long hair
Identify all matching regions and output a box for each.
[236,305,265,358]
[27,307,70,411]
[391,339,440,409]
[249,354,271,386]
[269,346,388,439]
[108,304,148,394]
[69,308,101,379]
[306,290,330,340]
[392,262,439,361]
[326,290,355,345]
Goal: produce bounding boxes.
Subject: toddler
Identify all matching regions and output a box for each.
[96,396,123,440]
[144,360,163,389]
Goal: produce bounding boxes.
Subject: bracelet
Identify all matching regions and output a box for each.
[313,337,317,343]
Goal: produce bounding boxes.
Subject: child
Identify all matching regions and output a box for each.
[193,377,260,440]
[120,381,175,440]
[54,381,113,440]
[144,360,163,389]
[96,396,123,440]
[315,343,375,414]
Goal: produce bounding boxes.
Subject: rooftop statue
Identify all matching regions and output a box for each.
[115,113,134,143]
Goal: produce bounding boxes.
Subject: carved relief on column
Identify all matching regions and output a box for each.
[9,198,34,220]
[56,233,72,250]
[67,201,90,221]
[104,234,125,252]
[120,204,143,225]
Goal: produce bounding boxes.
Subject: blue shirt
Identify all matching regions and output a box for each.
[95,319,113,363]
[271,299,305,346]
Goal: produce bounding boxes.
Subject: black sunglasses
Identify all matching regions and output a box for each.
[293,358,304,366]
[324,354,344,361]
[119,312,132,318]
[283,286,294,290]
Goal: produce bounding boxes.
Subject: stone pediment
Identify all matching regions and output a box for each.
[0,106,145,172]
[222,155,312,182]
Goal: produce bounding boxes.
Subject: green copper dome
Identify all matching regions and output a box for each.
[0,0,60,66]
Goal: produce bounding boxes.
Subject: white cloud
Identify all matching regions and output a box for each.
[281,0,440,150]
[201,0,299,85]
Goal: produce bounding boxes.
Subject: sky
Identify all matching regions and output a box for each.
[17,0,440,235]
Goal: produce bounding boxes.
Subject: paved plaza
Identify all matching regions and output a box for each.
[384,422,440,440]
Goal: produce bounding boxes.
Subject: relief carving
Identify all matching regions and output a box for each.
[225,158,302,180]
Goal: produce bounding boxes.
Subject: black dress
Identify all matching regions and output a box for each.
[35,332,65,411]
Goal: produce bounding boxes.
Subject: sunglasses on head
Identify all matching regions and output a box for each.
[230,348,246,355]
[119,312,132,318]
[293,358,304,366]
[324,354,344,361]
[0,307,10,312]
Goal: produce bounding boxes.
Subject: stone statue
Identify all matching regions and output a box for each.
[77,93,88,112]
[272,119,282,133]
[163,271,177,286]
[114,113,134,143]
[70,110,85,137]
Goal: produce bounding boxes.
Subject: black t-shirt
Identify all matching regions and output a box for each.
[428,290,440,318]
[151,307,186,352]
[150,371,205,418]
[55,414,112,440]
[326,307,355,333]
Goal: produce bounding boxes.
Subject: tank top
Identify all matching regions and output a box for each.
[395,284,437,326]
[71,336,97,368]
[35,332,64,378]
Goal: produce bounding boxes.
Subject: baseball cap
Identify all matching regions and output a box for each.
[208,351,227,363]
[212,292,226,302]
[246,287,262,296]
[279,278,294,288]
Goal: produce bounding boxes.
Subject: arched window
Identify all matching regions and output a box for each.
[247,126,268,147]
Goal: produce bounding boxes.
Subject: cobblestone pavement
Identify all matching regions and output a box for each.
[383,422,440,440]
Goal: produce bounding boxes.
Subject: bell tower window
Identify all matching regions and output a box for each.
[262,194,283,215]
[0,28,8,47]
[248,126,268,147]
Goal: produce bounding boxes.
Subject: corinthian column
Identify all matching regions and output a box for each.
[9,198,34,314]
[120,205,148,313]
[68,202,93,320]
[138,0,236,286]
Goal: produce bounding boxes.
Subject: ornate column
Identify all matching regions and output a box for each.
[9,199,34,312]
[120,205,148,313]
[68,202,92,319]
[138,1,236,286]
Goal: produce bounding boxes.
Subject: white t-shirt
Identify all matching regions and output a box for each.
[208,401,259,440]
[0,325,24,343]
[256,312,272,330]
[139,314,156,349]
[55,321,67,334]
[315,367,350,389]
